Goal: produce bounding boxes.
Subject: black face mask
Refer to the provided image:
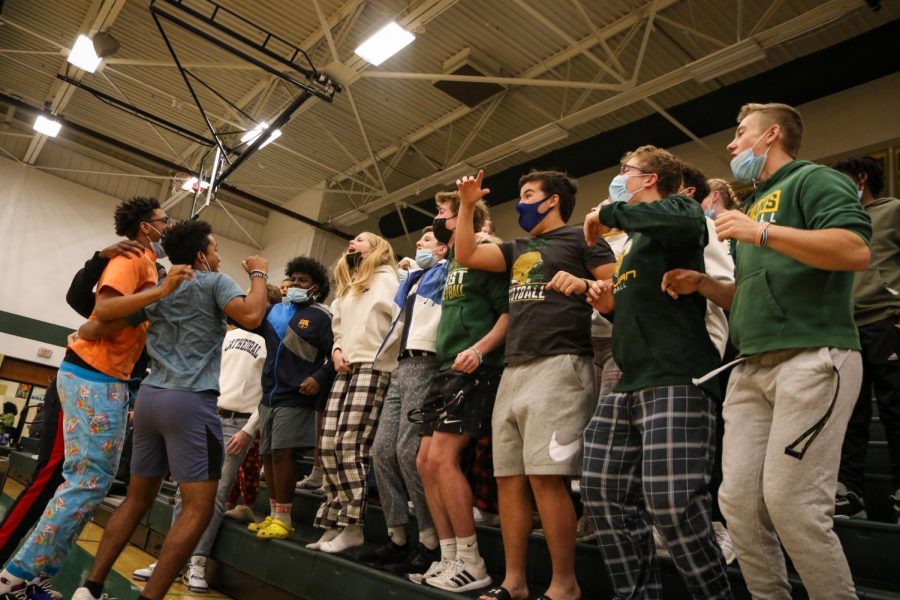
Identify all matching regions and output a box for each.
[345,252,363,269]
[432,218,453,244]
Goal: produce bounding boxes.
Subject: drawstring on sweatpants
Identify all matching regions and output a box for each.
[784,365,840,460]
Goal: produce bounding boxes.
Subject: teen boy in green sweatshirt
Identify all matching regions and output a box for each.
[661,102,872,600]
[581,146,732,600]
[833,156,900,523]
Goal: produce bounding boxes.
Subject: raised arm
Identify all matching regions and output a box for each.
[455,171,507,272]
[223,256,270,329]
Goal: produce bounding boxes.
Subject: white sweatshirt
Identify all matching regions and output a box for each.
[217,327,265,435]
[332,265,401,372]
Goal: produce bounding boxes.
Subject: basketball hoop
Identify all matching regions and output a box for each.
[172,171,193,195]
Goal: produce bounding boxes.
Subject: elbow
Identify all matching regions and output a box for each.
[851,245,871,272]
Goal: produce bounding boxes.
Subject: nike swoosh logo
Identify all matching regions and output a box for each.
[442,418,462,424]
[548,431,582,463]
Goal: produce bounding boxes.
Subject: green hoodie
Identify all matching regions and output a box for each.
[853,197,900,326]
[729,160,872,356]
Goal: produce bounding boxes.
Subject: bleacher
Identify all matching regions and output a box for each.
[4,399,899,600]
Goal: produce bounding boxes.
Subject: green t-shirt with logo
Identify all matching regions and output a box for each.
[435,250,509,371]
[599,195,721,397]
[729,160,872,355]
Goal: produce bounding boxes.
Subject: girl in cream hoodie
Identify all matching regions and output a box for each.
[309,232,400,553]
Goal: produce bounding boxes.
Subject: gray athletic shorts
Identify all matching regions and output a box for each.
[258,403,317,454]
[492,354,597,477]
[131,384,224,483]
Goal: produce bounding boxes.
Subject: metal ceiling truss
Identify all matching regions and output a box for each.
[146,0,341,216]
[326,0,866,224]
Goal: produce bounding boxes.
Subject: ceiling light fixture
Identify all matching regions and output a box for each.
[67,31,120,73]
[33,114,62,137]
[241,122,281,149]
[354,22,415,66]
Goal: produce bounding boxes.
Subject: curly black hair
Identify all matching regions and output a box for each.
[114,196,161,239]
[834,156,884,197]
[285,256,331,301]
[162,219,213,266]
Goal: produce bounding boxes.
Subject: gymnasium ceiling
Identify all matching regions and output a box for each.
[1,0,898,245]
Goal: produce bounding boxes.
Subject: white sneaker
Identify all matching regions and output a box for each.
[712,521,736,565]
[426,556,491,593]
[472,507,500,527]
[295,474,324,495]
[182,555,208,593]
[70,588,111,600]
[409,558,450,584]
[131,563,156,582]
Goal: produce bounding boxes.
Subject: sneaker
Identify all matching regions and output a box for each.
[27,578,62,600]
[131,563,156,582]
[182,556,208,593]
[426,556,491,593]
[891,489,900,525]
[222,504,255,523]
[835,482,867,519]
[295,475,323,495]
[358,541,410,566]
[385,543,439,575]
[248,515,273,533]
[712,521,736,565]
[575,514,598,543]
[473,507,500,527]
[409,558,450,584]
[70,589,112,600]
[0,587,26,600]
[652,525,671,560]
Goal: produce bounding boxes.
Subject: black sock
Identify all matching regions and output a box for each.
[137,596,152,600]
[84,580,104,599]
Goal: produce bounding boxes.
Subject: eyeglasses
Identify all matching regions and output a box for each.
[147,217,172,225]
[619,163,652,175]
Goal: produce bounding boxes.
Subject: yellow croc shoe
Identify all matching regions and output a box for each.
[248,515,273,533]
[256,518,294,540]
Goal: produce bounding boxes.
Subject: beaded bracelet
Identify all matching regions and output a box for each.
[249,270,268,281]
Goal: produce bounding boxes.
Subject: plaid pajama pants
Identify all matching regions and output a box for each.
[314,363,391,529]
[581,385,732,600]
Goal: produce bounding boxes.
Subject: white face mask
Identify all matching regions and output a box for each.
[145,223,166,259]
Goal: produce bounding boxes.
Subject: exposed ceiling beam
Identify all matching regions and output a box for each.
[356,71,628,91]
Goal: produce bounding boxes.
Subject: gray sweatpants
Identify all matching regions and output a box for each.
[172,413,253,557]
[719,347,861,600]
[371,355,439,531]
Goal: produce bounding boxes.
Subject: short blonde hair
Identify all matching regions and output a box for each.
[434,190,489,233]
[737,102,803,158]
[333,232,397,298]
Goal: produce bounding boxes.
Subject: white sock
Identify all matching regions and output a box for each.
[274,503,292,527]
[439,538,457,562]
[419,527,438,550]
[305,528,339,549]
[320,524,364,553]
[388,525,407,546]
[0,571,25,593]
[268,499,277,516]
[308,465,323,482]
[456,534,480,562]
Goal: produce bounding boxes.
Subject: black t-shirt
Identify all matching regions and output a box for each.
[498,226,615,363]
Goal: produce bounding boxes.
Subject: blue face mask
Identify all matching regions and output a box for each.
[398,270,409,283]
[608,174,649,204]
[730,131,771,183]
[145,223,167,259]
[286,287,313,304]
[515,196,552,233]
[415,248,436,269]
[704,208,716,219]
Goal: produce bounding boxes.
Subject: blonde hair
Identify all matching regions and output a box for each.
[707,178,740,210]
[333,231,397,298]
[434,190,489,232]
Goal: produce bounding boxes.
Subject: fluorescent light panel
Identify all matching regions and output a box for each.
[33,115,62,137]
[354,22,415,66]
[67,34,102,73]
[241,122,281,149]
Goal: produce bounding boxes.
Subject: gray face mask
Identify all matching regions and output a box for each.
[145,223,166,259]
